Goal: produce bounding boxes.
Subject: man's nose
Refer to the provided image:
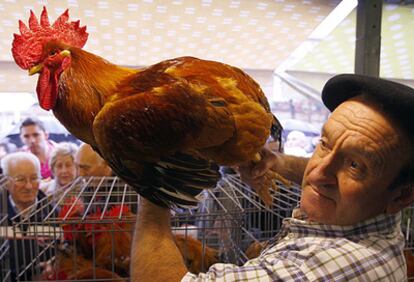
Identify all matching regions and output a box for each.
[307,154,337,187]
[61,166,71,173]
[28,136,37,143]
[23,180,36,188]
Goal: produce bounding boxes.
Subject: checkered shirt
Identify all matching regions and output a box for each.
[182,209,406,282]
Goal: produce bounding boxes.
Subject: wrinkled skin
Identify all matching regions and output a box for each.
[53,154,77,187]
[301,97,410,225]
[7,158,40,210]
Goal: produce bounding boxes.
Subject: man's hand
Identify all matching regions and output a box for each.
[238,146,283,190]
[238,145,310,189]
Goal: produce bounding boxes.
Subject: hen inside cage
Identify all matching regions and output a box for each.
[4,174,301,281]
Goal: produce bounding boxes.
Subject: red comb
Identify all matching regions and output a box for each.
[11,6,88,69]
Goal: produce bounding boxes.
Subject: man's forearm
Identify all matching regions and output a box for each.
[276,153,308,185]
[131,198,187,282]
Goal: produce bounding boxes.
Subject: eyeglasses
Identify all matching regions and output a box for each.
[8,175,41,185]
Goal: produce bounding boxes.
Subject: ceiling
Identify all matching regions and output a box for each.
[0,0,340,71]
[291,3,414,79]
[0,0,412,95]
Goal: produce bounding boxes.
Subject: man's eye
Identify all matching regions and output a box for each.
[319,138,328,149]
[347,159,366,176]
[30,176,40,182]
[350,160,360,169]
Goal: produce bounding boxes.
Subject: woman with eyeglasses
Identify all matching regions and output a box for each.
[40,142,78,196]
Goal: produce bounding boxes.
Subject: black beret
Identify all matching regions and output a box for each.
[322,74,414,140]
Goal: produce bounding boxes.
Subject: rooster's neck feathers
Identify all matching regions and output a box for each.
[53,47,136,145]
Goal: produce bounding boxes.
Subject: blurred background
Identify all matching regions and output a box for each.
[0,0,413,156]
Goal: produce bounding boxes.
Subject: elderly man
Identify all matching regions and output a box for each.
[74,143,129,212]
[131,74,414,281]
[75,143,112,177]
[1,152,56,281]
[19,117,55,179]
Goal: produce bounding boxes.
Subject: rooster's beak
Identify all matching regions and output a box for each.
[28,64,43,76]
[28,50,71,76]
[60,50,71,57]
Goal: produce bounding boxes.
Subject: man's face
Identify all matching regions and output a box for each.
[20,125,49,155]
[53,155,77,187]
[301,98,407,225]
[7,159,40,206]
[75,145,112,177]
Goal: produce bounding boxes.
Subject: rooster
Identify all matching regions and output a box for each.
[12,7,284,208]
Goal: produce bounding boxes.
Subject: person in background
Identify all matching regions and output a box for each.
[131,74,414,281]
[283,130,310,157]
[74,143,126,211]
[1,152,56,281]
[40,142,78,196]
[19,117,56,179]
[75,143,112,177]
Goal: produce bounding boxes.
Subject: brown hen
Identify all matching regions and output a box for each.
[174,234,219,274]
[43,245,126,281]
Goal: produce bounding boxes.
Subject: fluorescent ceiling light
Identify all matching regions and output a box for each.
[276,0,357,73]
[309,0,358,40]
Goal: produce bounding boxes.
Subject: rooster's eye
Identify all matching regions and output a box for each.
[49,50,57,56]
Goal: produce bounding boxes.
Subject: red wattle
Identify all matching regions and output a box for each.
[36,67,58,110]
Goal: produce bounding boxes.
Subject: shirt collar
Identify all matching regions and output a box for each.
[8,194,38,220]
[286,207,401,239]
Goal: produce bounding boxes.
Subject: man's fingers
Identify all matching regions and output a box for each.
[251,164,266,178]
[251,153,277,177]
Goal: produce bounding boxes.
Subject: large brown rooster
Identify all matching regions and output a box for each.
[12,7,283,208]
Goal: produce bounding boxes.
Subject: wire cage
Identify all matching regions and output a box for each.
[7,174,300,281]
[1,176,11,282]
[6,172,414,281]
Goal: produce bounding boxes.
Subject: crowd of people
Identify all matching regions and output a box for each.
[0,117,115,281]
[1,117,114,191]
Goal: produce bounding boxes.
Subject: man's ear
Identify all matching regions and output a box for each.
[386,184,414,214]
[103,163,113,177]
